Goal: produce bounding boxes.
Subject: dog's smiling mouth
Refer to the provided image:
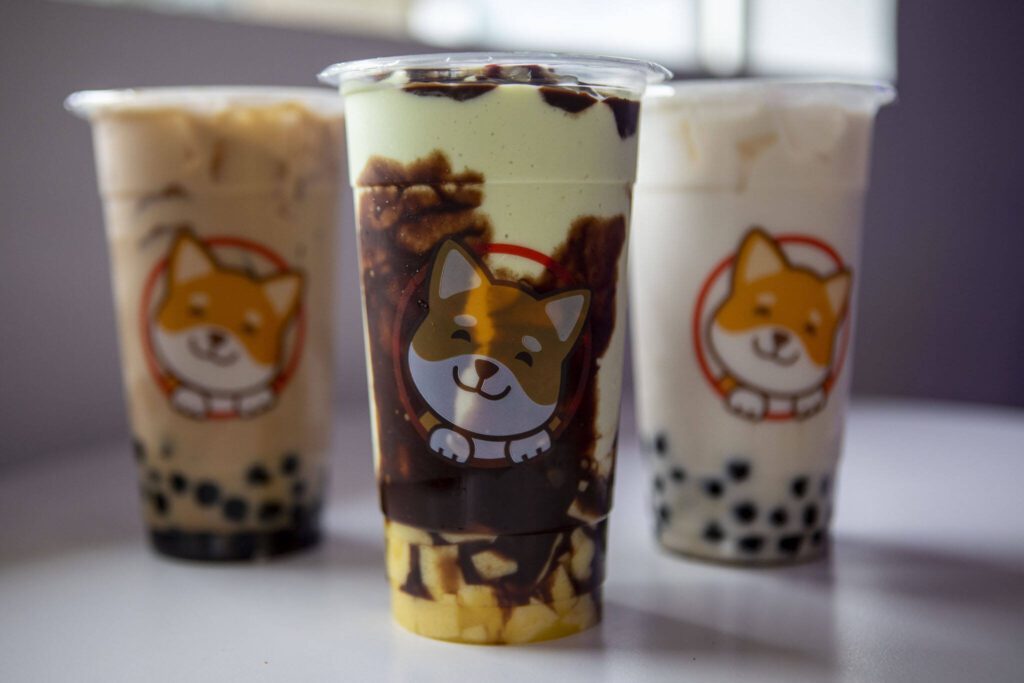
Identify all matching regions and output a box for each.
[188,336,239,367]
[752,337,799,367]
[452,365,512,401]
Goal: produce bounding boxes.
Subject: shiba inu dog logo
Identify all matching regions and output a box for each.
[700,228,852,421]
[150,231,304,420]
[407,240,590,466]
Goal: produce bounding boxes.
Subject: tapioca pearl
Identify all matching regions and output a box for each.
[769,507,788,527]
[281,452,300,476]
[732,502,758,524]
[703,522,724,543]
[738,535,764,554]
[820,474,831,496]
[726,460,751,483]
[292,481,307,498]
[170,473,188,494]
[654,432,668,457]
[291,504,315,528]
[653,476,665,493]
[147,469,161,485]
[669,467,686,483]
[246,464,271,486]
[132,438,145,462]
[656,504,671,525]
[803,504,819,529]
[223,498,249,523]
[791,477,809,499]
[151,493,169,516]
[160,440,174,459]
[195,482,220,506]
[778,535,803,555]
[258,501,284,522]
[702,479,724,498]
[810,530,825,547]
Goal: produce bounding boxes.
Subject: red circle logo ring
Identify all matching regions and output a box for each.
[139,235,306,421]
[692,233,851,422]
[392,242,592,465]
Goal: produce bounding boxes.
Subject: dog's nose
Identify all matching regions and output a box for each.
[208,331,226,347]
[772,330,790,348]
[474,359,499,380]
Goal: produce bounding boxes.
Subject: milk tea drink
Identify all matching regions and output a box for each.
[322,53,668,642]
[631,81,893,564]
[67,88,344,560]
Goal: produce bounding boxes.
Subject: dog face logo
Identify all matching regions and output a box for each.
[151,231,303,419]
[407,240,589,465]
[705,228,851,421]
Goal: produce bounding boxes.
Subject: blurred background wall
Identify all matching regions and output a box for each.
[1,0,1021,462]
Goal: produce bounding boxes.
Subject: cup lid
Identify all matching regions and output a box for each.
[646,79,896,112]
[64,86,345,119]
[318,51,672,95]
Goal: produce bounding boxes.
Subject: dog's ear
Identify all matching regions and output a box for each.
[734,227,788,287]
[262,272,304,319]
[167,231,217,286]
[544,290,590,347]
[430,240,489,301]
[824,270,851,317]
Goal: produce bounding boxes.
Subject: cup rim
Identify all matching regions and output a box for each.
[645,78,896,110]
[317,51,672,94]
[64,86,345,119]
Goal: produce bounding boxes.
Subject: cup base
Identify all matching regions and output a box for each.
[149,521,320,561]
[390,587,600,645]
[657,531,831,567]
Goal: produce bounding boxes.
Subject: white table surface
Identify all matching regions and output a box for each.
[2,399,1022,683]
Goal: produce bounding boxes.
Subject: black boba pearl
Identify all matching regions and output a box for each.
[803,504,819,529]
[292,481,307,498]
[703,522,724,543]
[778,535,803,555]
[657,504,671,524]
[726,460,751,482]
[791,477,809,498]
[148,469,161,484]
[653,476,665,493]
[702,479,724,498]
[170,472,188,494]
[281,453,300,475]
[820,475,831,496]
[152,492,169,515]
[669,467,686,483]
[769,507,788,527]
[258,501,284,522]
[195,482,220,506]
[811,530,825,547]
[733,502,758,524]
[738,535,764,553]
[654,433,668,456]
[160,440,174,459]
[132,438,145,462]
[246,465,271,486]
[223,498,249,522]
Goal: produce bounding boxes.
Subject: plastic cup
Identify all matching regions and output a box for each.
[66,87,344,560]
[320,52,669,643]
[630,80,894,564]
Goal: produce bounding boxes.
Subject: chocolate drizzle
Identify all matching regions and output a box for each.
[403,83,497,101]
[394,63,641,138]
[358,150,626,606]
[604,97,640,139]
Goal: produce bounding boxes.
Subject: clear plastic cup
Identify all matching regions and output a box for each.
[66,87,344,560]
[630,80,894,564]
[320,52,669,643]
